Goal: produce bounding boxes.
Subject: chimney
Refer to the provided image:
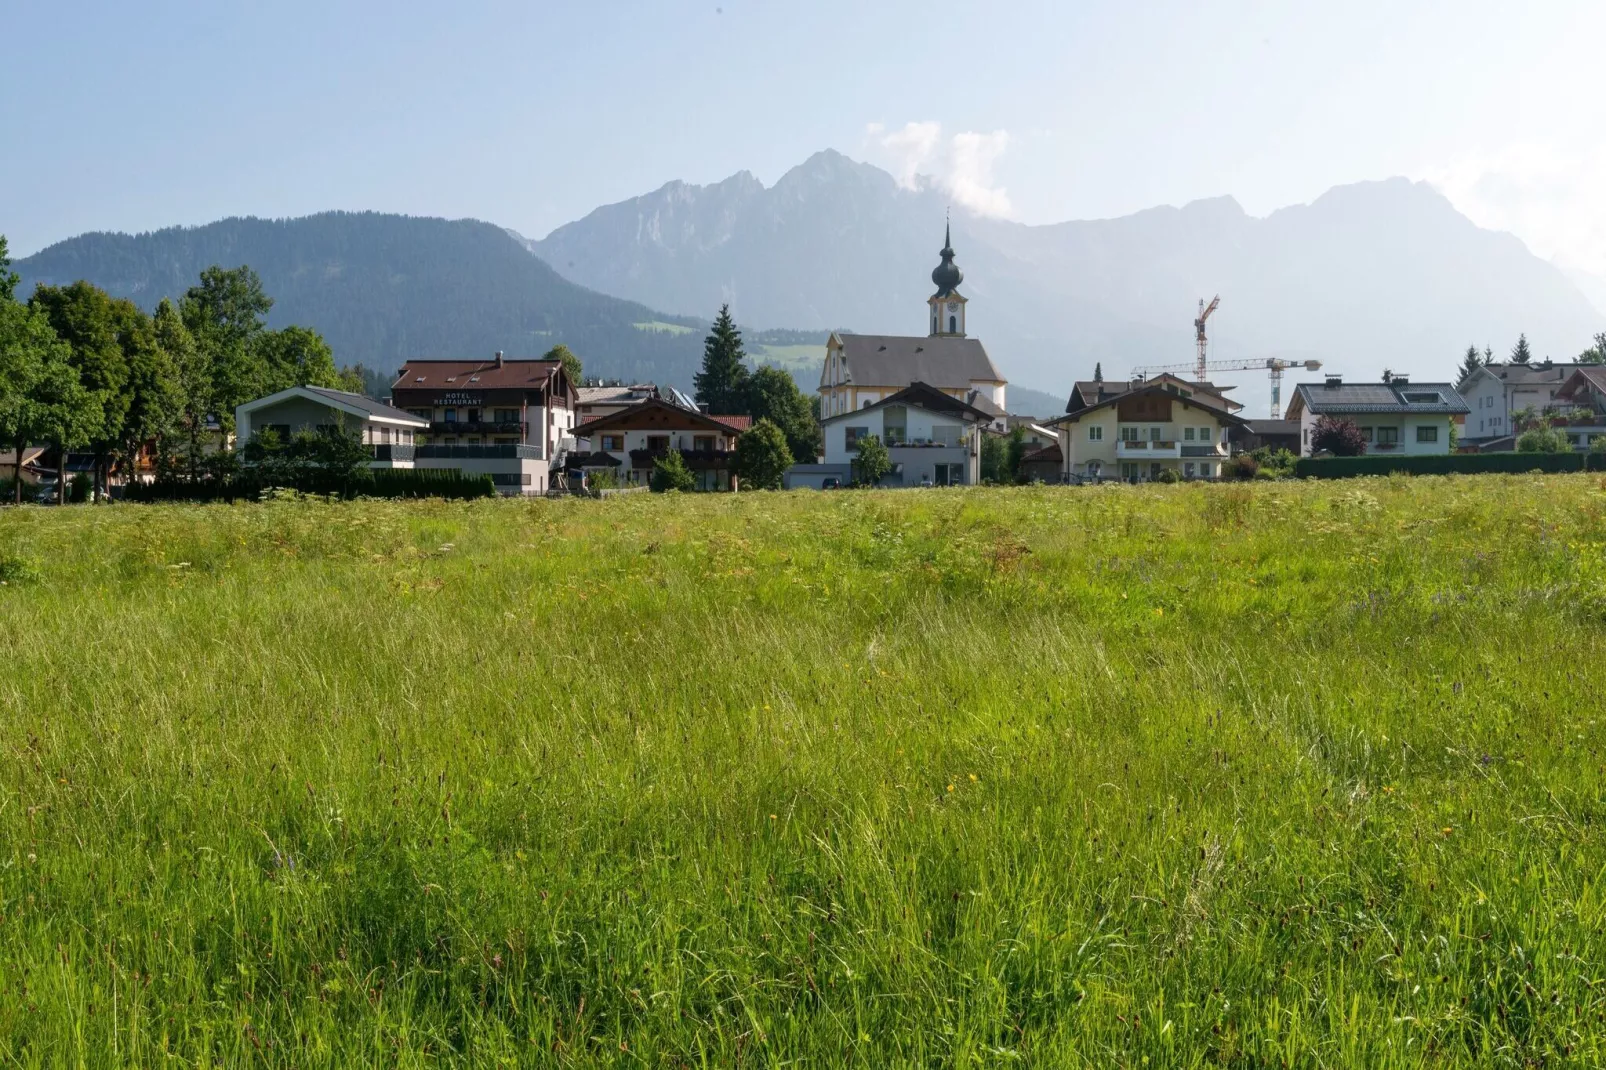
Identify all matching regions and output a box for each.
[494,350,504,368]
[1325,374,1343,388]
[1392,373,1409,386]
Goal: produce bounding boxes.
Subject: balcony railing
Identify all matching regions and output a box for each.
[431,420,526,436]
[1181,444,1226,457]
[1117,439,1180,457]
[370,444,416,462]
[629,448,735,470]
[415,444,543,460]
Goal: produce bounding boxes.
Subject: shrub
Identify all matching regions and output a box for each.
[1226,455,1260,481]
[69,473,92,503]
[650,450,696,493]
[1516,422,1572,454]
[852,435,892,487]
[1591,435,1606,457]
[1311,416,1367,456]
[1294,451,1600,479]
[1156,467,1182,484]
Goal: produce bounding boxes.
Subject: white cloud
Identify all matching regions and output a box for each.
[1421,144,1606,279]
[863,121,1014,218]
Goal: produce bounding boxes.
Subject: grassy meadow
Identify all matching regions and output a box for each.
[2,477,1605,1065]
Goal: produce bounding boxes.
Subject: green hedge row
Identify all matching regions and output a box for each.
[1293,451,1604,479]
[126,468,497,503]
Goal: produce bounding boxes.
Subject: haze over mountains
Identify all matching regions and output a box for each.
[15,149,1604,419]
[534,150,1606,408]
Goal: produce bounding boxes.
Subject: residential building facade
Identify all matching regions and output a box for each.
[1459,362,1579,442]
[390,353,579,495]
[235,386,430,468]
[569,398,750,491]
[1051,380,1245,481]
[1546,366,1606,451]
[788,382,989,488]
[1285,377,1469,457]
[818,227,1008,431]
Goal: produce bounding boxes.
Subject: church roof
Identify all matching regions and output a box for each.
[931,222,964,298]
[831,333,1004,389]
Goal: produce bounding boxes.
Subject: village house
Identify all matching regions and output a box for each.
[1284,376,1469,456]
[569,397,750,491]
[389,353,579,494]
[575,383,662,424]
[818,226,1008,432]
[1545,366,1606,451]
[787,382,990,489]
[235,386,430,468]
[1049,377,1246,481]
[1458,361,1579,444]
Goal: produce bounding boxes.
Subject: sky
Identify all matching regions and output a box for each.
[5,0,1606,303]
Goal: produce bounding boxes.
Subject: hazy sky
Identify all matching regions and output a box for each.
[6,0,1605,292]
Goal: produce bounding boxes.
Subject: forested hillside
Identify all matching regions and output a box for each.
[17,213,711,386]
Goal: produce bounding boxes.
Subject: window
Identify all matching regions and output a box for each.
[931,424,962,447]
[1403,392,1443,405]
[600,434,624,451]
[443,408,457,423]
[1360,427,1374,442]
[1184,462,1196,477]
[1199,427,1212,441]
[646,435,670,451]
[1376,427,1400,445]
[845,426,870,451]
[494,408,518,424]
[1149,426,1162,442]
[408,408,430,420]
[1184,427,1196,441]
[1416,425,1439,443]
[1088,426,1103,441]
[1120,426,1139,442]
[693,435,714,452]
[1200,463,1212,477]
[949,315,957,333]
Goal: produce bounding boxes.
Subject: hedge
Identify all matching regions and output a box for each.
[126,468,497,503]
[1293,451,1604,479]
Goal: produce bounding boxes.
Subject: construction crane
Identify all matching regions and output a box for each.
[1193,295,1220,381]
[1130,357,1324,420]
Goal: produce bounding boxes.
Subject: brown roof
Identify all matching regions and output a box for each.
[1557,366,1606,401]
[394,358,563,390]
[1021,442,1063,464]
[573,397,750,438]
[1068,375,1239,414]
[1050,382,1249,426]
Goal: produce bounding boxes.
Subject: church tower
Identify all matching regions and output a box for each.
[928,221,967,338]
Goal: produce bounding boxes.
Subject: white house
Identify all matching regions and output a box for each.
[1459,362,1579,443]
[569,397,750,491]
[787,381,990,488]
[1285,377,1469,456]
[1048,379,1246,482]
[235,386,429,468]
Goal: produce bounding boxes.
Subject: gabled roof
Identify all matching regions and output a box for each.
[1066,375,1240,415]
[1289,381,1469,416]
[1470,361,1579,387]
[394,358,566,391]
[820,381,995,426]
[237,386,429,427]
[577,384,659,406]
[1049,381,1248,426]
[828,333,1004,388]
[1556,366,1606,401]
[572,396,749,438]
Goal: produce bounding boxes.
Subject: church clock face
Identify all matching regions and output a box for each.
[946,301,959,313]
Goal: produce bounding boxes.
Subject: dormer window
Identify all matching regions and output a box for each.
[1403,392,1443,405]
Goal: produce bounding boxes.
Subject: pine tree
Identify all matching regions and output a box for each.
[694,305,749,414]
[1456,345,1484,389]
[1093,362,1103,382]
[1511,334,1533,364]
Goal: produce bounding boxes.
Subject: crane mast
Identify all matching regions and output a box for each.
[1194,296,1220,381]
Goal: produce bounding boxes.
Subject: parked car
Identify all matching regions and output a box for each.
[819,476,843,490]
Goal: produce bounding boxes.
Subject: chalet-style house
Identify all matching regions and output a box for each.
[569,397,750,491]
[1459,361,1579,444]
[389,353,579,494]
[787,382,990,489]
[1284,376,1469,457]
[1542,366,1606,451]
[1049,377,1248,481]
[575,384,661,424]
[235,386,430,468]
[818,226,1008,432]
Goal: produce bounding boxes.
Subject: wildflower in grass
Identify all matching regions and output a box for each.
[969,774,978,782]
[1442,827,1454,836]
[947,784,955,792]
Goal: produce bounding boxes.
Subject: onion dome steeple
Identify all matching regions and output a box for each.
[931,220,964,297]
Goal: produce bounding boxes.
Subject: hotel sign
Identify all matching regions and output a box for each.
[440,392,483,405]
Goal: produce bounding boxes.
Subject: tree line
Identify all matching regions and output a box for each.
[0,234,370,502]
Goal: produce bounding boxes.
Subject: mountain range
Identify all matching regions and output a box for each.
[15,151,1604,419]
[533,150,1606,410]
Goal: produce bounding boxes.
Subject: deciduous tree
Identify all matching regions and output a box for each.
[181,266,273,430]
[852,434,891,486]
[544,344,583,387]
[1310,415,1367,456]
[744,365,819,462]
[0,235,17,303]
[732,418,793,490]
[1579,333,1606,365]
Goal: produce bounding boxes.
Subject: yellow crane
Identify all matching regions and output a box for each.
[1130,357,1323,420]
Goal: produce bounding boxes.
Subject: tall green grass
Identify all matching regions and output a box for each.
[1,476,1604,1065]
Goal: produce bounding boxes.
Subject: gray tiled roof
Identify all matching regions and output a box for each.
[1292,382,1470,415]
[1484,362,1578,386]
[834,333,1004,388]
[303,387,428,425]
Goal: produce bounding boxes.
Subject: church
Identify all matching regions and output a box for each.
[816,225,1009,433]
